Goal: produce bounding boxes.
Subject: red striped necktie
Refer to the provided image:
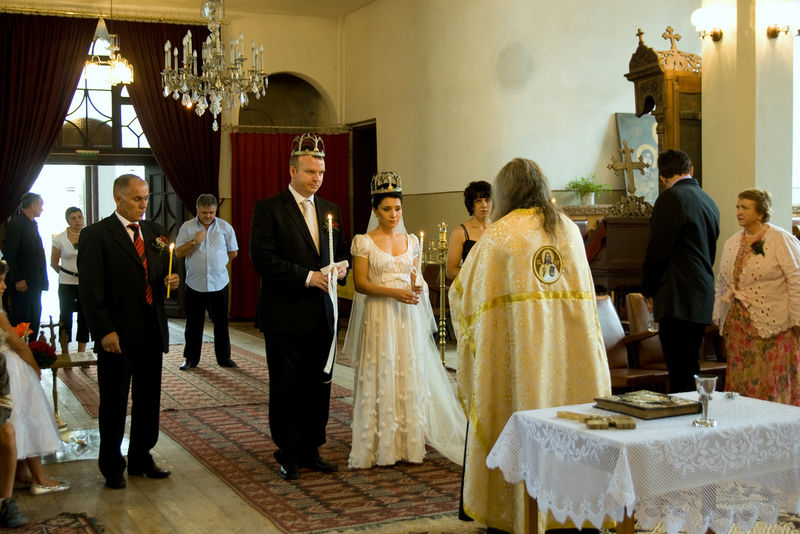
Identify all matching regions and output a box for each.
[128,223,153,305]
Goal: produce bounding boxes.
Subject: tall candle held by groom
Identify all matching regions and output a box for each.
[327,214,334,267]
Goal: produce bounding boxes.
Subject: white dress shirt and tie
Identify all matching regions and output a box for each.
[175,215,239,369]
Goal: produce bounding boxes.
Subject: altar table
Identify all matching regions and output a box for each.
[487,393,800,534]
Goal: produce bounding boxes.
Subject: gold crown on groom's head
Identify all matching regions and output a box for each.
[291,133,325,157]
[370,171,403,195]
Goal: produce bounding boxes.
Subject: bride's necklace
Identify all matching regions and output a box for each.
[67,228,81,236]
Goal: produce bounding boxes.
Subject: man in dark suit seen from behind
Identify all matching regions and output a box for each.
[4,193,47,337]
[78,175,179,489]
[250,134,349,480]
[642,149,720,393]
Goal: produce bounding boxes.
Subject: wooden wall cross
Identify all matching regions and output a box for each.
[607,141,650,194]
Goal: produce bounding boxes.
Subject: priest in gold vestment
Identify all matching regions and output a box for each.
[450,158,612,533]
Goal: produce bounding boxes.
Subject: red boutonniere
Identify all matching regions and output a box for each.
[323,219,340,232]
[28,340,57,368]
[751,239,765,256]
[152,236,169,253]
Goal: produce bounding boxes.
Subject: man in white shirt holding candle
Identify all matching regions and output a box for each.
[175,194,239,370]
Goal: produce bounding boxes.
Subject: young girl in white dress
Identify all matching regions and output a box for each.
[344,172,466,469]
[0,261,68,494]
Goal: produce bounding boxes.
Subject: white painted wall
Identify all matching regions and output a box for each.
[703,0,796,258]
[342,0,701,195]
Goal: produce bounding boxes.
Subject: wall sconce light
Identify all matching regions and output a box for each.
[766,23,789,38]
[691,7,724,41]
[762,2,800,39]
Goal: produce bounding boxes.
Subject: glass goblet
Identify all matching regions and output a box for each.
[693,373,718,427]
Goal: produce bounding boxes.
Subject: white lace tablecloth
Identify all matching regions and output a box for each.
[486,393,800,534]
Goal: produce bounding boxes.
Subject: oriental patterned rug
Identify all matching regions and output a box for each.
[1,512,103,533]
[57,343,352,418]
[159,399,463,534]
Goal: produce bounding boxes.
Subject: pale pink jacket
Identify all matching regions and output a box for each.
[713,223,800,338]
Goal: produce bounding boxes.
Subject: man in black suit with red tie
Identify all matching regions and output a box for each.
[78,175,179,489]
[642,149,720,393]
[250,134,349,480]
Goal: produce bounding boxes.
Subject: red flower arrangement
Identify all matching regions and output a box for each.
[751,239,765,256]
[28,340,57,368]
[13,322,32,342]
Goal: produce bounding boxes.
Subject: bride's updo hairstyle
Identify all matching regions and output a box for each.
[371,171,403,208]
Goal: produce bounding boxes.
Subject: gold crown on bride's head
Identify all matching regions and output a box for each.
[370,171,403,195]
[291,133,325,157]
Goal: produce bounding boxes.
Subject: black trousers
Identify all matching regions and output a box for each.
[264,326,333,460]
[96,309,163,478]
[9,289,42,339]
[58,283,89,343]
[183,285,230,364]
[658,316,707,394]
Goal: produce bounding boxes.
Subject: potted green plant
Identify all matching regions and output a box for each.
[565,174,612,205]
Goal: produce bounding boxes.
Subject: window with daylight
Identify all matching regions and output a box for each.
[55,37,149,152]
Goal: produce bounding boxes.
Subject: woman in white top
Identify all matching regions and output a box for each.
[343,172,466,469]
[713,188,800,405]
[50,207,88,354]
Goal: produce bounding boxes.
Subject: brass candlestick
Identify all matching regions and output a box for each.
[422,222,448,365]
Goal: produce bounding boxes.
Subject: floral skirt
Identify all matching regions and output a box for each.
[724,300,800,406]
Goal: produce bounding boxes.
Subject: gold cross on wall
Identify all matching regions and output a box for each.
[607,141,650,194]
[662,26,681,50]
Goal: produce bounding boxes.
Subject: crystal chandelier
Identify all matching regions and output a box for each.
[161,0,269,131]
[86,0,134,86]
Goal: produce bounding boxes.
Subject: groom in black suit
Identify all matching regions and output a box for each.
[78,175,179,489]
[642,149,719,393]
[250,134,349,480]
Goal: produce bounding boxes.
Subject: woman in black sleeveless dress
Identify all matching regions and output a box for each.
[446,181,491,280]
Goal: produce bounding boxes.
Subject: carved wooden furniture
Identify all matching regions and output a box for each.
[625,27,702,184]
[626,292,727,387]
[596,295,669,393]
[587,217,650,300]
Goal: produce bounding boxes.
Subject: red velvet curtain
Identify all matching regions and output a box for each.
[230,132,350,319]
[113,20,220,212]
[0,14,97,222]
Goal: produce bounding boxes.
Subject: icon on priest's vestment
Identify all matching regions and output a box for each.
[533,246,562,284]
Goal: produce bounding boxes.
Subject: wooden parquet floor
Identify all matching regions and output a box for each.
[12,319,480,534]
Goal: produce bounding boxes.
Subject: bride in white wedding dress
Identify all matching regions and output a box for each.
[343,172,466,469]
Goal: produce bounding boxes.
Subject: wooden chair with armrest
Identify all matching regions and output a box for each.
[625,292,726,387]
[596,295,670,393]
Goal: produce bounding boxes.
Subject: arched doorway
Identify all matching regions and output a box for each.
[238,73,336,127]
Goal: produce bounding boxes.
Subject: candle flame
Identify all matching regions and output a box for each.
[169,242,175,250]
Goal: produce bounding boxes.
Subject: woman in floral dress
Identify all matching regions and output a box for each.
[713,188,800,405]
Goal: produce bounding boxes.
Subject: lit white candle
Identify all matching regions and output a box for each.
[166,243,175,298]
[419,231,424,258]
[327,214,334,267]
